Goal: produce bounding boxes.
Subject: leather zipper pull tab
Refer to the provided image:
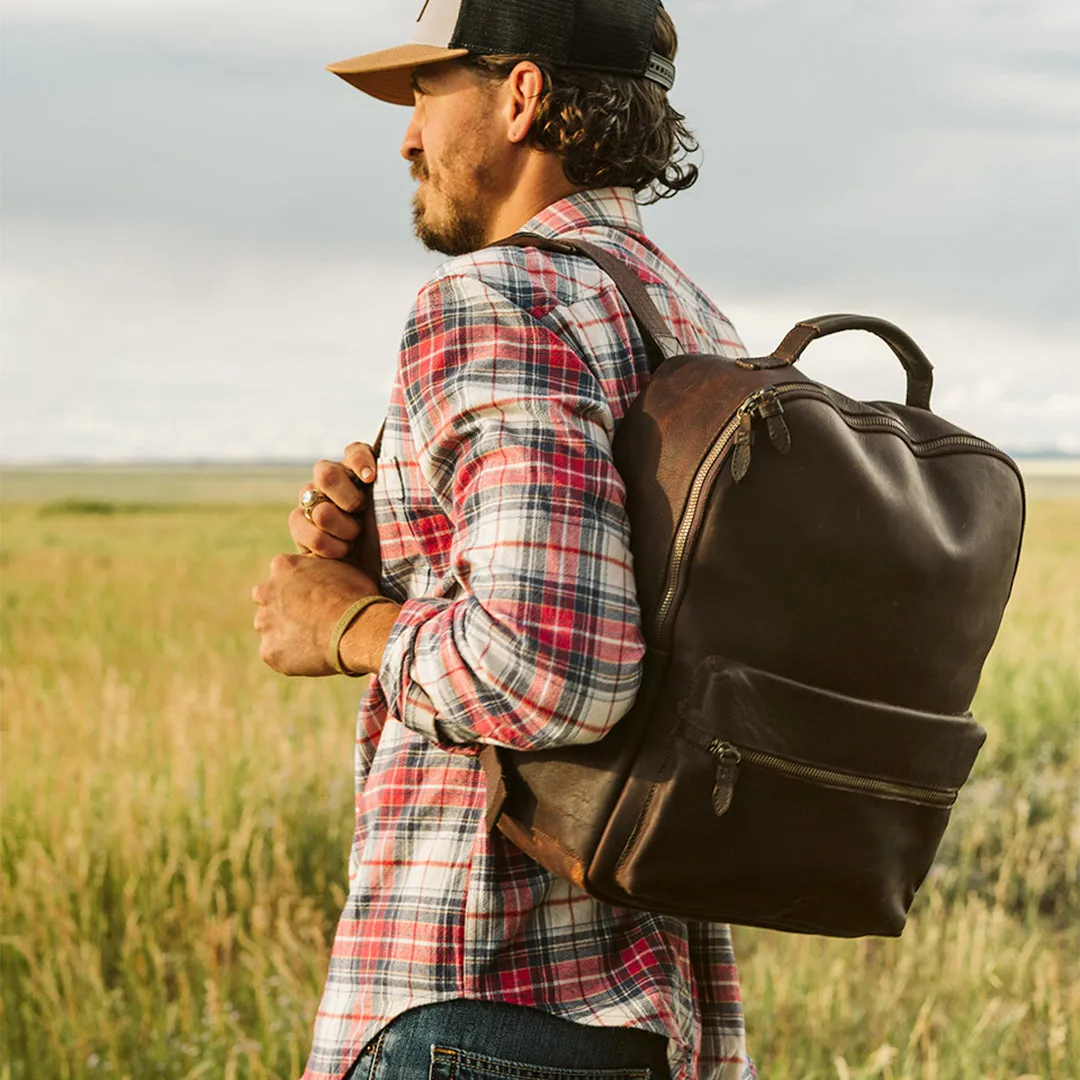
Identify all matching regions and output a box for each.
[710,741,741,817]
[758,395,791,455]
[731,412,754,483]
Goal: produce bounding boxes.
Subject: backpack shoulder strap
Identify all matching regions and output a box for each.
[496,232,681,373]
[375,230,679,463]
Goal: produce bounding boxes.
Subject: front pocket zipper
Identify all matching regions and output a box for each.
[707,739,959,817]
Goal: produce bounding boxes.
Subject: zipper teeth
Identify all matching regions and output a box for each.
[914,434,1000,453]
[651,381,1012,640]
[652,408,746,635]
[771,383,1007,456]
[729,742,957,808]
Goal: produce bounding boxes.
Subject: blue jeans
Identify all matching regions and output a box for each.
[344,999,673,1080]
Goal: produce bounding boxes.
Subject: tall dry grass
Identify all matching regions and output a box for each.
[2,504,357,1078]
[1,496,1077,1079]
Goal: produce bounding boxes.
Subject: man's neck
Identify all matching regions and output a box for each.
[484,163,587,246]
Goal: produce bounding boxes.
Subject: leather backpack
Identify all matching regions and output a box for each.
[478,234,1026,938]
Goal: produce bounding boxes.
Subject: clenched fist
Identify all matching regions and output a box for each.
[252,551,396,678]
[290,442,382,583]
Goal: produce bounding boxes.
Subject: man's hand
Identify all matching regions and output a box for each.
[252,553,393,677]
[290,443,382,582]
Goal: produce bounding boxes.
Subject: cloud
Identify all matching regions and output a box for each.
[2,0,413,53]
[3,1,1077,460]
[7,7,1077,322]
[2,221,423,462]
[8,0,1078,60]
[3,219,1076,462]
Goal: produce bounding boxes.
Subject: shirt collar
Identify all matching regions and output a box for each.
[517,187,645,240]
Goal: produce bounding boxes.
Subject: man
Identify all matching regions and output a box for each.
[252,2,755,1077]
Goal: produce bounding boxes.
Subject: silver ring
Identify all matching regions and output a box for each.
[300,489,330,522]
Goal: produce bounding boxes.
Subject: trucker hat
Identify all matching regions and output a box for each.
[326,0,676,106]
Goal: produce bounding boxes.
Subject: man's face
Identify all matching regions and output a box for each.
[401,62,503,256]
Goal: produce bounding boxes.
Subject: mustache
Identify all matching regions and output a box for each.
[410,157,429,182]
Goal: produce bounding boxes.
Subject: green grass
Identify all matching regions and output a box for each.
[1,491,1077,1079]
[0,466,313,507]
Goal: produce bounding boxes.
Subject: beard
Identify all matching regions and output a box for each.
[410,152,497,257]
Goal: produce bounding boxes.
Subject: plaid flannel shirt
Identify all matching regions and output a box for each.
[304,188,754,1080]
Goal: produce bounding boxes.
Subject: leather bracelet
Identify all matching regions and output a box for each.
[328,595,396,677]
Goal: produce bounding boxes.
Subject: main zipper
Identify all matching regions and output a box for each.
[651,381,1012,640]
[650,390,769,635]
[707,739,958,816]
[652,385,789,637]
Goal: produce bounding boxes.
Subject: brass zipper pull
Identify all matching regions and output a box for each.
[732,388,791,483]
[709,740,742,817]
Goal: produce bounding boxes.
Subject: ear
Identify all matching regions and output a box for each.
[505,61,545,144]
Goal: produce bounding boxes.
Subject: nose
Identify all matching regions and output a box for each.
[400,104,423,162]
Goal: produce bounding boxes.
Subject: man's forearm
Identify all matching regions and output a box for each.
[339,600,402,676]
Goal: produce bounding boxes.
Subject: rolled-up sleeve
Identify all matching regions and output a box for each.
[376,270,645,753]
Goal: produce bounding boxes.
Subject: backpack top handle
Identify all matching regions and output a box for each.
[769,315,935,411]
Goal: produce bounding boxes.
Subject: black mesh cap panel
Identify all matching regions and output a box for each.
[451,0,573,59]
[569,0,656,74]
[450,0,661,77]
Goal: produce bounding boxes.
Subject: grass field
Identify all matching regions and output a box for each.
[1,470,1077,1079]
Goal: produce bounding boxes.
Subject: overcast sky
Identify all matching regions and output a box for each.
[3,0,1078,462]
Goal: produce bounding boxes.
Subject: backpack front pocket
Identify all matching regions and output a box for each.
[612,656,986,936]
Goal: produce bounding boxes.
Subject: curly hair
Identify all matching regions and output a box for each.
[461,7,698,203]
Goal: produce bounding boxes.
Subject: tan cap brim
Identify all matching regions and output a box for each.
[326,43,471,106]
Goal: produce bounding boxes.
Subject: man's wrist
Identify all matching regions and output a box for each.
[338,598,401,677]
